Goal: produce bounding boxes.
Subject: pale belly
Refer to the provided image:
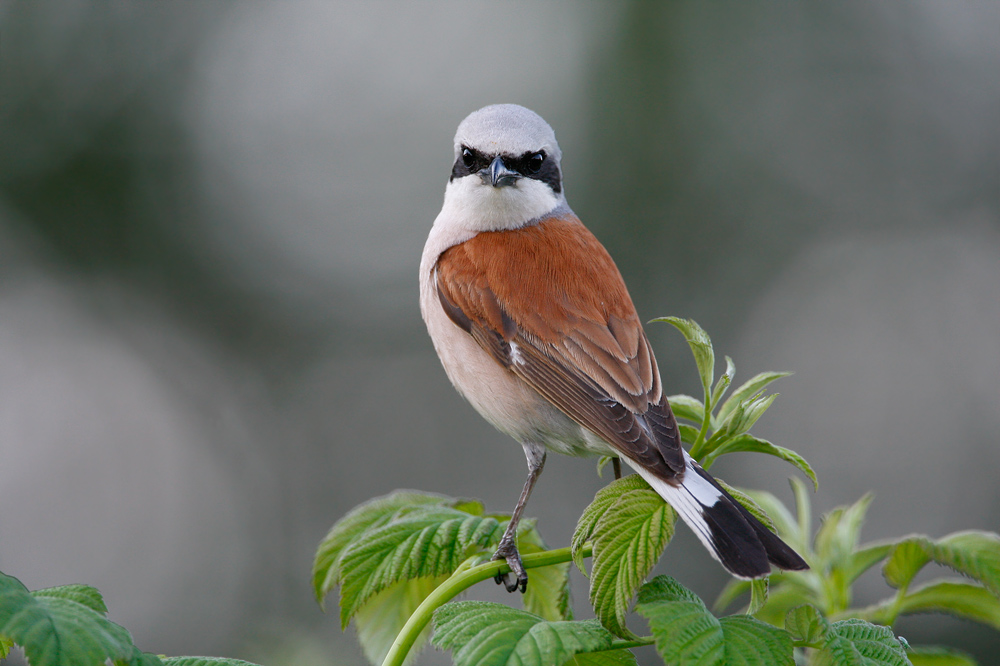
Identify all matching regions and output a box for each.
[419,275,614,459]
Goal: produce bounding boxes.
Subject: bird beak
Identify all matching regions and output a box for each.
[485,155,520,188]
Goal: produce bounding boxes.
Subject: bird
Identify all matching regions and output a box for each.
[419,103,808,593]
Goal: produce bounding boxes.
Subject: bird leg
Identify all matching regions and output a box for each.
[612,457,622,480]
[493,445,546,593]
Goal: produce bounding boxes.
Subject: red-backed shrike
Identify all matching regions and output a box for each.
[420,104,807,592]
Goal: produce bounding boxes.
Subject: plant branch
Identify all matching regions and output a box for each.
[381,545,590,666]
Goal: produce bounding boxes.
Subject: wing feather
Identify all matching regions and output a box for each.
[434,214,684,477]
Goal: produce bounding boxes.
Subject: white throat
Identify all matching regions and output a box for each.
[420,174,565,285]
[440,174,562,232]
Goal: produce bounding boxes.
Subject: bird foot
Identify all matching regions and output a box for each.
[492,538,527,593]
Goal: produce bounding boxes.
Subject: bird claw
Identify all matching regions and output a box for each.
[492,540,528,593]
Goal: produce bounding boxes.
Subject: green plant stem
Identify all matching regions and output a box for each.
[689,395,714,461]
[604,638,654,651]
[882,581,910,627]
[381,545,590,666]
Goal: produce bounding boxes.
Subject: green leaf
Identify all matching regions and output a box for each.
[844,543,894,585]
[313,490,455,607]
[0,636,14,660]
[519,523,572,622]
[588,480,676,637]
[883,539,932,591]
[721,392,777,438]
[565,650,639,665]
[572,475,649,575]
[815,494,874,567]
[905,646,978,666]
[718,614,794,666]
[784,604,828,646]
[679,425,702,448]
[431,601,619,666]
[700,434,817,490]
[748,577,769,616]
[895,580,1000,629]
[353,576,446,666]
[160,658,263,666]
[0,572,137,666]
[337,505,503,628]
[711,356,736,409]
[816,619,910,666]
[635,577,724,665]
[124,648,165,666]
[717,372,791,425]
[655,317,715,400]
[790,476,813,544]
[596,456,615,478]
[667,394,706,425]
[883,531,1000,596]
[636,576,793,666]
[32,584,109,615]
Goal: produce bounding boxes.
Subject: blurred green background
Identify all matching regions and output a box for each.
[1,2,998,664]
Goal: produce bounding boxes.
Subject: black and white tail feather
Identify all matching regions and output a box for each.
[626,452,808,579]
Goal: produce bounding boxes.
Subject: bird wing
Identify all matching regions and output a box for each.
[433,213,685,478]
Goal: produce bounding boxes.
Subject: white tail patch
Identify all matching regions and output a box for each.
[621,452,726,566]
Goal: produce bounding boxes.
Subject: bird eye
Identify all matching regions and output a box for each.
[527,152,545,174]
[462,147,475,169]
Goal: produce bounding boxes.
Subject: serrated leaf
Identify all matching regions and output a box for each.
[816,619,910,666]
[785,604,828,646]
[718,371,792,425]
[883,539,931,591]
[0,572,136,666]
[635,576,724,666]
[884,531,1000,596]
[337,506,502,628]
[655,317,715,399]
[313,490,454,606]
[638,575,705,606]
[667,394,706,425]
[934,530,998,586]
[431,601,618,666]
[718,614,794,665]
[1,636,14,660]
[637,576,793,665]
[589,484,676,638]
[353,576,445,666]
[711,356,736,409]
[160,658,263,666]
[905,646,977,666]
[701,434,817,490]
[32,584,108,615]
[519,523,572,621]
[897,580,1000,629]
[572,475,649,575]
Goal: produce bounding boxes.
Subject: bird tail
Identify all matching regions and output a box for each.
[625,453,808,579]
